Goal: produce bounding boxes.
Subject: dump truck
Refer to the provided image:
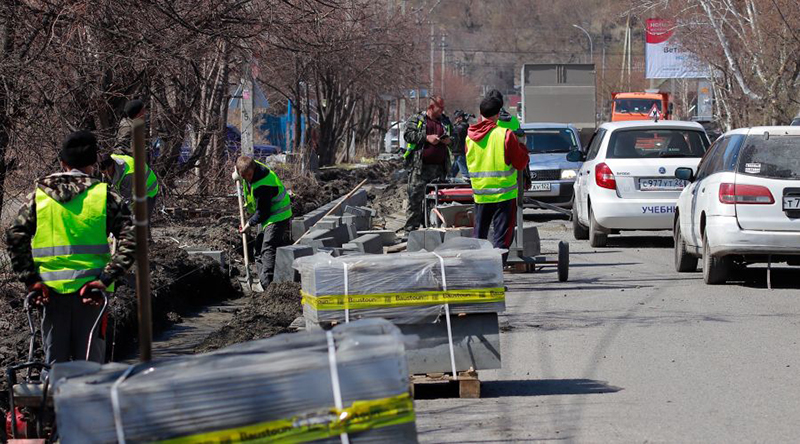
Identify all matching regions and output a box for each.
[611,91,673,122]
[519,63,596,144]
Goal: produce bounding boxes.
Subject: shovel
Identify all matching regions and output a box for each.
[234,173,264,293]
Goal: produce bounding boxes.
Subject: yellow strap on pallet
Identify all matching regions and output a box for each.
[301,287,505,311]
[157,392,415,444]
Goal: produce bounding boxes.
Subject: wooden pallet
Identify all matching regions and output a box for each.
[410,368,480,399]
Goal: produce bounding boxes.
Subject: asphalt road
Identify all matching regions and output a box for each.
[415,211,800,443]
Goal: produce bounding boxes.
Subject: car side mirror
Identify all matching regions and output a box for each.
[675,167,694,182]
[566,150,585,162]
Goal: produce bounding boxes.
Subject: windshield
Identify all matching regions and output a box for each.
[614,99,661,114]
[737,135,800,180]
[523,129,578,154]
[606,129,709,159]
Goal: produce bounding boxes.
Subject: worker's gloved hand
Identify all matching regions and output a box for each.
[28,282,50,307]
[80,281,107,306]
[232,170,241,181]
[239,223,250,234]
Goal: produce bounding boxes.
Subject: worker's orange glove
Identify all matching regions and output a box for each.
[80,281,107,306]
[28,282,50,307]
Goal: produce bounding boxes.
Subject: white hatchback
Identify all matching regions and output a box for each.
[569,121,711,247]
[673,126,800,284]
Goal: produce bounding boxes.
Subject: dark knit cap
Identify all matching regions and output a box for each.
[479,92,503,118]
[124,99,144,118]
[98,152,115,169]
[59,131,98,168]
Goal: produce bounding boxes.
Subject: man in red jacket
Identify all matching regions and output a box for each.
[466,91,529,254]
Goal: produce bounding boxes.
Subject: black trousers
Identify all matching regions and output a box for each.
[253,219,290,285]
[473,199,517,251]
[41,292,106,364]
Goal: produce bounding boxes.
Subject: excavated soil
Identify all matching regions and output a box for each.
[194,282,302,353]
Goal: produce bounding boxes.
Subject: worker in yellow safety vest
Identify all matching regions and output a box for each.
[5,131,136,364]
[465,90,530,259]
[235,155,292,286]
[99,153,159,240]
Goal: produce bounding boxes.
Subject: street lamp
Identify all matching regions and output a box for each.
[572,24,593,64]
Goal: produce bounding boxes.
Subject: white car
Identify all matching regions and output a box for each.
[673,126,800,284]
[569,120,711,247]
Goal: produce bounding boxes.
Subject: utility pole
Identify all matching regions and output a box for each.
[441,33,446,97]
[240,73,254,156]
[426,0,442,96]
[430,22,435,94]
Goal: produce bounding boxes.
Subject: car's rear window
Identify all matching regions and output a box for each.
[737,135,800,180]
[606,129,709,159]
[523,129,578,154]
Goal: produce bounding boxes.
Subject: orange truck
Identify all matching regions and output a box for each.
[611,92,672,122]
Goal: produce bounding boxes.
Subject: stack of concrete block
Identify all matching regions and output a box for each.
[343,205,375,231]
[291,189,368,241]
[342,233,384,255]
[296,238,506,375]
[407,228,472,252]
[273,245,314,283]
[53,319,418,443]
[357,230,397,246]
[298,225,352,250]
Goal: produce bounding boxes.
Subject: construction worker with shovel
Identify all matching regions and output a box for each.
[5,131,136,364]
[234,156,292,289]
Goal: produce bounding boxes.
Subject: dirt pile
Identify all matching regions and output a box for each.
[195,282,302,353]
[288,160,403,217]
[0,278,36,376]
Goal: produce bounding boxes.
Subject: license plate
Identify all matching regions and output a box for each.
[784,196,800,210]
[639,178,687,191]
[529,183,552,192]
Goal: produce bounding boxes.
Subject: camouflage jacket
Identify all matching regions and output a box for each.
[5,171,136,289]
[403,112,452,176]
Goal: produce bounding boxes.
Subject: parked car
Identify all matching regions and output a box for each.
[521,123,583,208]
[568,120,711,247]
[673,126,800,284]
[384,120,405,154]
[791,115,800,126]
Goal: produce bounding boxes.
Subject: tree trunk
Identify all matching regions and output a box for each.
[0,1,18,218]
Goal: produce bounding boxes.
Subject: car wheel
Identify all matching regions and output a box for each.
[589,208,608,248]
[674,220,698,273]
[572,204,589,240]
[703,229,730,285]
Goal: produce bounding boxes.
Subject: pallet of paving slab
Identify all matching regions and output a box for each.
[410,368,480,399]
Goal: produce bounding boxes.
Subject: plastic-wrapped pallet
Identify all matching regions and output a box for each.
[296,238,506,325]
[53,319,417,444]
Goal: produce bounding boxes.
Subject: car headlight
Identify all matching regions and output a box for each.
[560,169,577,180]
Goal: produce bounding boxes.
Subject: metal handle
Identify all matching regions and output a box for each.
[85,290,109,361]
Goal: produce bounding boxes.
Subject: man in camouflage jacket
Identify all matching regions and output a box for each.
[402,96,452,231]
[6,131,136,364]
